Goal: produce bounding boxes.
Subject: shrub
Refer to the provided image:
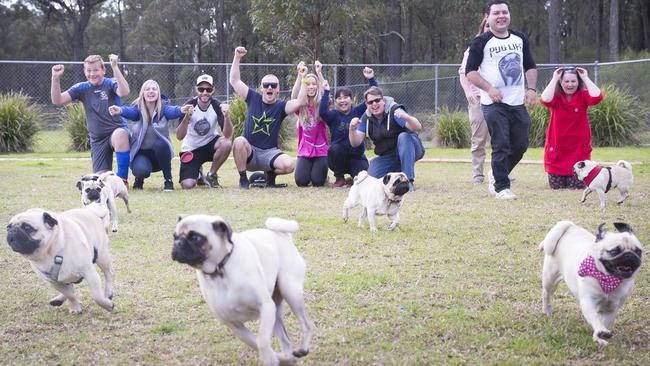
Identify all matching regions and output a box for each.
[528,103,550,148]
[435,107,470,148]
[0,91,41,153]
[228,95,295,151]
[64,103,90,151]
[588,84,647,147]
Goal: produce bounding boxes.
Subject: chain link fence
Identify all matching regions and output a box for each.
[1,59,648,153]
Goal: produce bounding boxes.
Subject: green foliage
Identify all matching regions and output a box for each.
[228,95,295,151]
[528,103,550,148]
[435,107,470,148]
[0,92,41,153]
[64,103,90,152]
[588,84,648,147]
[598,54,650,106]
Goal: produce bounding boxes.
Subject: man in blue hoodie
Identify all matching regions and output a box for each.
[349,86,424,191]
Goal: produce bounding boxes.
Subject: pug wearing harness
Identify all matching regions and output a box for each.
[7,208,115,314]
[77,171,131,232]
[539,221,643,346]
[343,171,410,232]
[172,215,315,366]
[573,160,633,209]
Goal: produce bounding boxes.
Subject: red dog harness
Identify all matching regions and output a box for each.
[583,166,613,193]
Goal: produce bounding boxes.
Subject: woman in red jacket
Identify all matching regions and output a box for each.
[540,67,603,189]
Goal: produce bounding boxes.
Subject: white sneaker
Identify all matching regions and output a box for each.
[487,170,496,195]
[495,188,518,200]
[508,174,516,182]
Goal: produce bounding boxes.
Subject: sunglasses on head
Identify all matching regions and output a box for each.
[366,98,383,105]
[197,87,213,93]
[562,66,577,73]
[262,82,278,89]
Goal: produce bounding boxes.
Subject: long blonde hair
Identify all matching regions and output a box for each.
[298,73,321,126]
[135,79,162,124]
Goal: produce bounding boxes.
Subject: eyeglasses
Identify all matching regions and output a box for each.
[366,98,383,105]
[262,82,278,89]
[197,87,213,93]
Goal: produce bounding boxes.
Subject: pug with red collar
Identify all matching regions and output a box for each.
[573,160,633,209]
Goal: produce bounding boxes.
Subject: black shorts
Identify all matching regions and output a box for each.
[178,136,220,181]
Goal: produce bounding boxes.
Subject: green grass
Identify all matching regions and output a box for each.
[1,149,649,365]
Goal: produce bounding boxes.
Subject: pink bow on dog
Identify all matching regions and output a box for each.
[578,256,622,294]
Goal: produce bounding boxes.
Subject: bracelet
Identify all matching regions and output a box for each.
[527,87,536,92]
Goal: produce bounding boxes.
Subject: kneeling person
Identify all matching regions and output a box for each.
[176,74,233,189]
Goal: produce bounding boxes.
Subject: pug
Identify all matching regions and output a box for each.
[342,171,410,232]
[573,160,633,209]
[6,208,115,314]
[77,171,131,232]
[172,215,315,366]
[539,221,643,346]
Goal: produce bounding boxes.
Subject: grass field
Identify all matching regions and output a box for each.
[1,147,649,365]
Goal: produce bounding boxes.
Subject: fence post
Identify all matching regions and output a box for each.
[594,60,599,85]
[333,64,338,91]
[225,64,230,101]
[434,64,439,114]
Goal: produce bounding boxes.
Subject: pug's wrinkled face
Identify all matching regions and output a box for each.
[382,172,410,200]
[573,160,598,180]
[172,215,233,272]
[7,209,58,256]
[595,223,643,279]
[77,175,105,205]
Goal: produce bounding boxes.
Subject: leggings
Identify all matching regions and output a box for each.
[295,156,328,187]
[548,173,585,190]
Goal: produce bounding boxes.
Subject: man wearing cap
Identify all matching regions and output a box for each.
[229,46,308,189]
[176,74,233,189]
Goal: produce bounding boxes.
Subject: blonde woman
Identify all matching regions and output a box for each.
[109,79,192,191]
[291,61,329,187]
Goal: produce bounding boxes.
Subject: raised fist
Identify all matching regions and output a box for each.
[363,67,374,79]
[109,54,119,67]
[234,47,247,59]
[108,105,122,116]
[52,64,64,78]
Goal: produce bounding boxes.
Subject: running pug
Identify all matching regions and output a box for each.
[77,171,131,232]
[6,208,115,314]
[573,160,633,209]
[172,215,315,366]
[343,171,410,232]
[539,221,643,346]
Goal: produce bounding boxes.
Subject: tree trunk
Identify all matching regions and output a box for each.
[609,0,619,61]
[386,0,402,64]
[639,0,650,50]
[548,0,561,63]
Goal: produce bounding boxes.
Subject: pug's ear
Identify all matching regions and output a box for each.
[177,214,187,223]
[613,222,633,234]
[42,212,58,229]
[595,223,607,241]
[577,161,585,168]
[383,174,391,185]
[76,181,83,191]
[213,220,233,244]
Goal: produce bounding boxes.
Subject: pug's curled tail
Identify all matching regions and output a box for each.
[617,160,632,171]
[354,171,369,184]
[265,218,299,233]
[539,220,575,255]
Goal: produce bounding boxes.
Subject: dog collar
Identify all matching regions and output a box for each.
[578,256,622,294]
[208,243,233,278]
[40,253,64,282]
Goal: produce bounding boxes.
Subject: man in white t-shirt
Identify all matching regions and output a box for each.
[465,0,537,200]
[176,74,233,189]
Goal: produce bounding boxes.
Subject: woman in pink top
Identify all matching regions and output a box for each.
[291,61,329,186]
[459,16,490,184]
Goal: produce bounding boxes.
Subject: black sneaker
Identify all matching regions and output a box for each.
[205,172,221,188]
[239,177,250,190]
[197,167,206,186]
[133,177,144,190]
[163,180,174,191]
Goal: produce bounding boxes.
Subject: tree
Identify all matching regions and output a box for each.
[609,0,619,61]
[547,0,561,63]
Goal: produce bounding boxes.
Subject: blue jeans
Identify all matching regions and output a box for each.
[327,143,369,179]
[131,138,173,181]
[482,103,531,192]
[367,132,424,181]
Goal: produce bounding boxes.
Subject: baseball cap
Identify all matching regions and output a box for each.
[196,74,214,86]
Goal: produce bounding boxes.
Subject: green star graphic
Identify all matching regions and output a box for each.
[251,112,275,136]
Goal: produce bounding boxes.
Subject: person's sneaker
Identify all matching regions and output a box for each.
[239,176,250,190]
[333,178,346,187]
[508,174,516,182]
[205,172,221,188]
[487,170,496,195]
[345,177,353,186]
[409,181,415,192]
[163,180,174,191]
[197,167,207,186]
[133,177,144,190]
[473,175,485,184]
[265,171,277,187]
[495,188,518,200]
